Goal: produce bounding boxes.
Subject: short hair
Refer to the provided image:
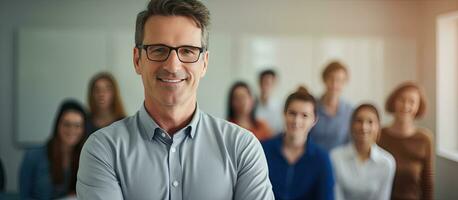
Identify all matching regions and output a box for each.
[135,0,210,49]
[385,82,427,118]
[321,61,348,81]
[258,69,277,83]
[283,86,317,117]
[87,72,126,119]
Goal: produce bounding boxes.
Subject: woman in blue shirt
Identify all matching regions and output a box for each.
[262,86,334,200]
[19,99,87,200]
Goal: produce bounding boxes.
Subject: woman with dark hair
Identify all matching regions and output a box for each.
[378,82,433,200]
[87,72,126,134]
[331,104,395,200]
[227,81,272,141]
[262,86,334,200]
[19,99,87,200]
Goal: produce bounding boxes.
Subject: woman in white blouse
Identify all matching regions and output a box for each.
[331,104,395,200]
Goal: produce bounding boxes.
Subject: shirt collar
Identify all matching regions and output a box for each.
[348,143,383,163]
[139,102,201,141]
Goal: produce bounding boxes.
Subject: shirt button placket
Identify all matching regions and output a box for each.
[169,143,183,200]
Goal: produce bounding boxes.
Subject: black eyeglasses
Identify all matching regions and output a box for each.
[136,44,206,63]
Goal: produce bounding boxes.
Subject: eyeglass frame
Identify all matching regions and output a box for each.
[136,43,206,63]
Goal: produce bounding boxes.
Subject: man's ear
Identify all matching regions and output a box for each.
[133,47,142,75]
[200,51,209,78]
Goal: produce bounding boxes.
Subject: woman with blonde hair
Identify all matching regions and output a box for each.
[87,72,126,134]
[378,82,433,200]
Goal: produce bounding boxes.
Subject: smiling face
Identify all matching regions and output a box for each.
[58,111,85,148]
[393,88,420,121]
[133,15,208,108]
[284,100,316,146]
[351,107,379,147]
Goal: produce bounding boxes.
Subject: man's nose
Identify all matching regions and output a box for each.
[162,50,181,73]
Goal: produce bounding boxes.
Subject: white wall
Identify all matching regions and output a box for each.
[417,1,458,199]
[1,0,457,198]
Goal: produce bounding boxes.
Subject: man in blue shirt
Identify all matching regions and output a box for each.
[76,0,274,200]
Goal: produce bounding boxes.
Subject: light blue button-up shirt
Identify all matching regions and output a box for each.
[77,104,274,200]
[309,99,353,151]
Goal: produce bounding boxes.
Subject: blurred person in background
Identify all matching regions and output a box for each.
[256,69,283,135]
[19,99,87,200]
[309,61,353,151]
[228,81,273,141]
[262,86,334,200]
[87,72,126,134]
[378,82,434,200]
[331,104,395,200]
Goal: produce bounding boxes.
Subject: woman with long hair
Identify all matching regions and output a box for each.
[87,72,126,134]
[378,82,433,200]
[20,99,88,199]
[331,104,395,200]
[227,81,272,141]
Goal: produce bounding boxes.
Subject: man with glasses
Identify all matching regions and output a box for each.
[76,0,274,200]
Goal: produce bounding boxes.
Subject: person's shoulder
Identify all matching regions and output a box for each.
[200,112,262,152]
[200,112,253,138]
[22,145,48,165]
[92,114,137,138]
[330,143,350,160]
[373,145,396,167]
[85,114,139,151]
[24,145,47,156]
[339,99,354,111]
[415,127,433,141]
[261,135,282,150]
[309,140,331,159]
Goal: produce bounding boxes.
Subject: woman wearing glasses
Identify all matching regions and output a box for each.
[19,99,87,199]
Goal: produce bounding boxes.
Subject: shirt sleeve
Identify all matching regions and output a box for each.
[421,134,434,200]
[19,150,35,199]
[317,153,335,200]
[76,134,124,200]
[233,132,275,200]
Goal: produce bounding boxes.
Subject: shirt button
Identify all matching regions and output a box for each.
[171,147,176,153]
[173,181,179,187]
[161,133,166,137]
